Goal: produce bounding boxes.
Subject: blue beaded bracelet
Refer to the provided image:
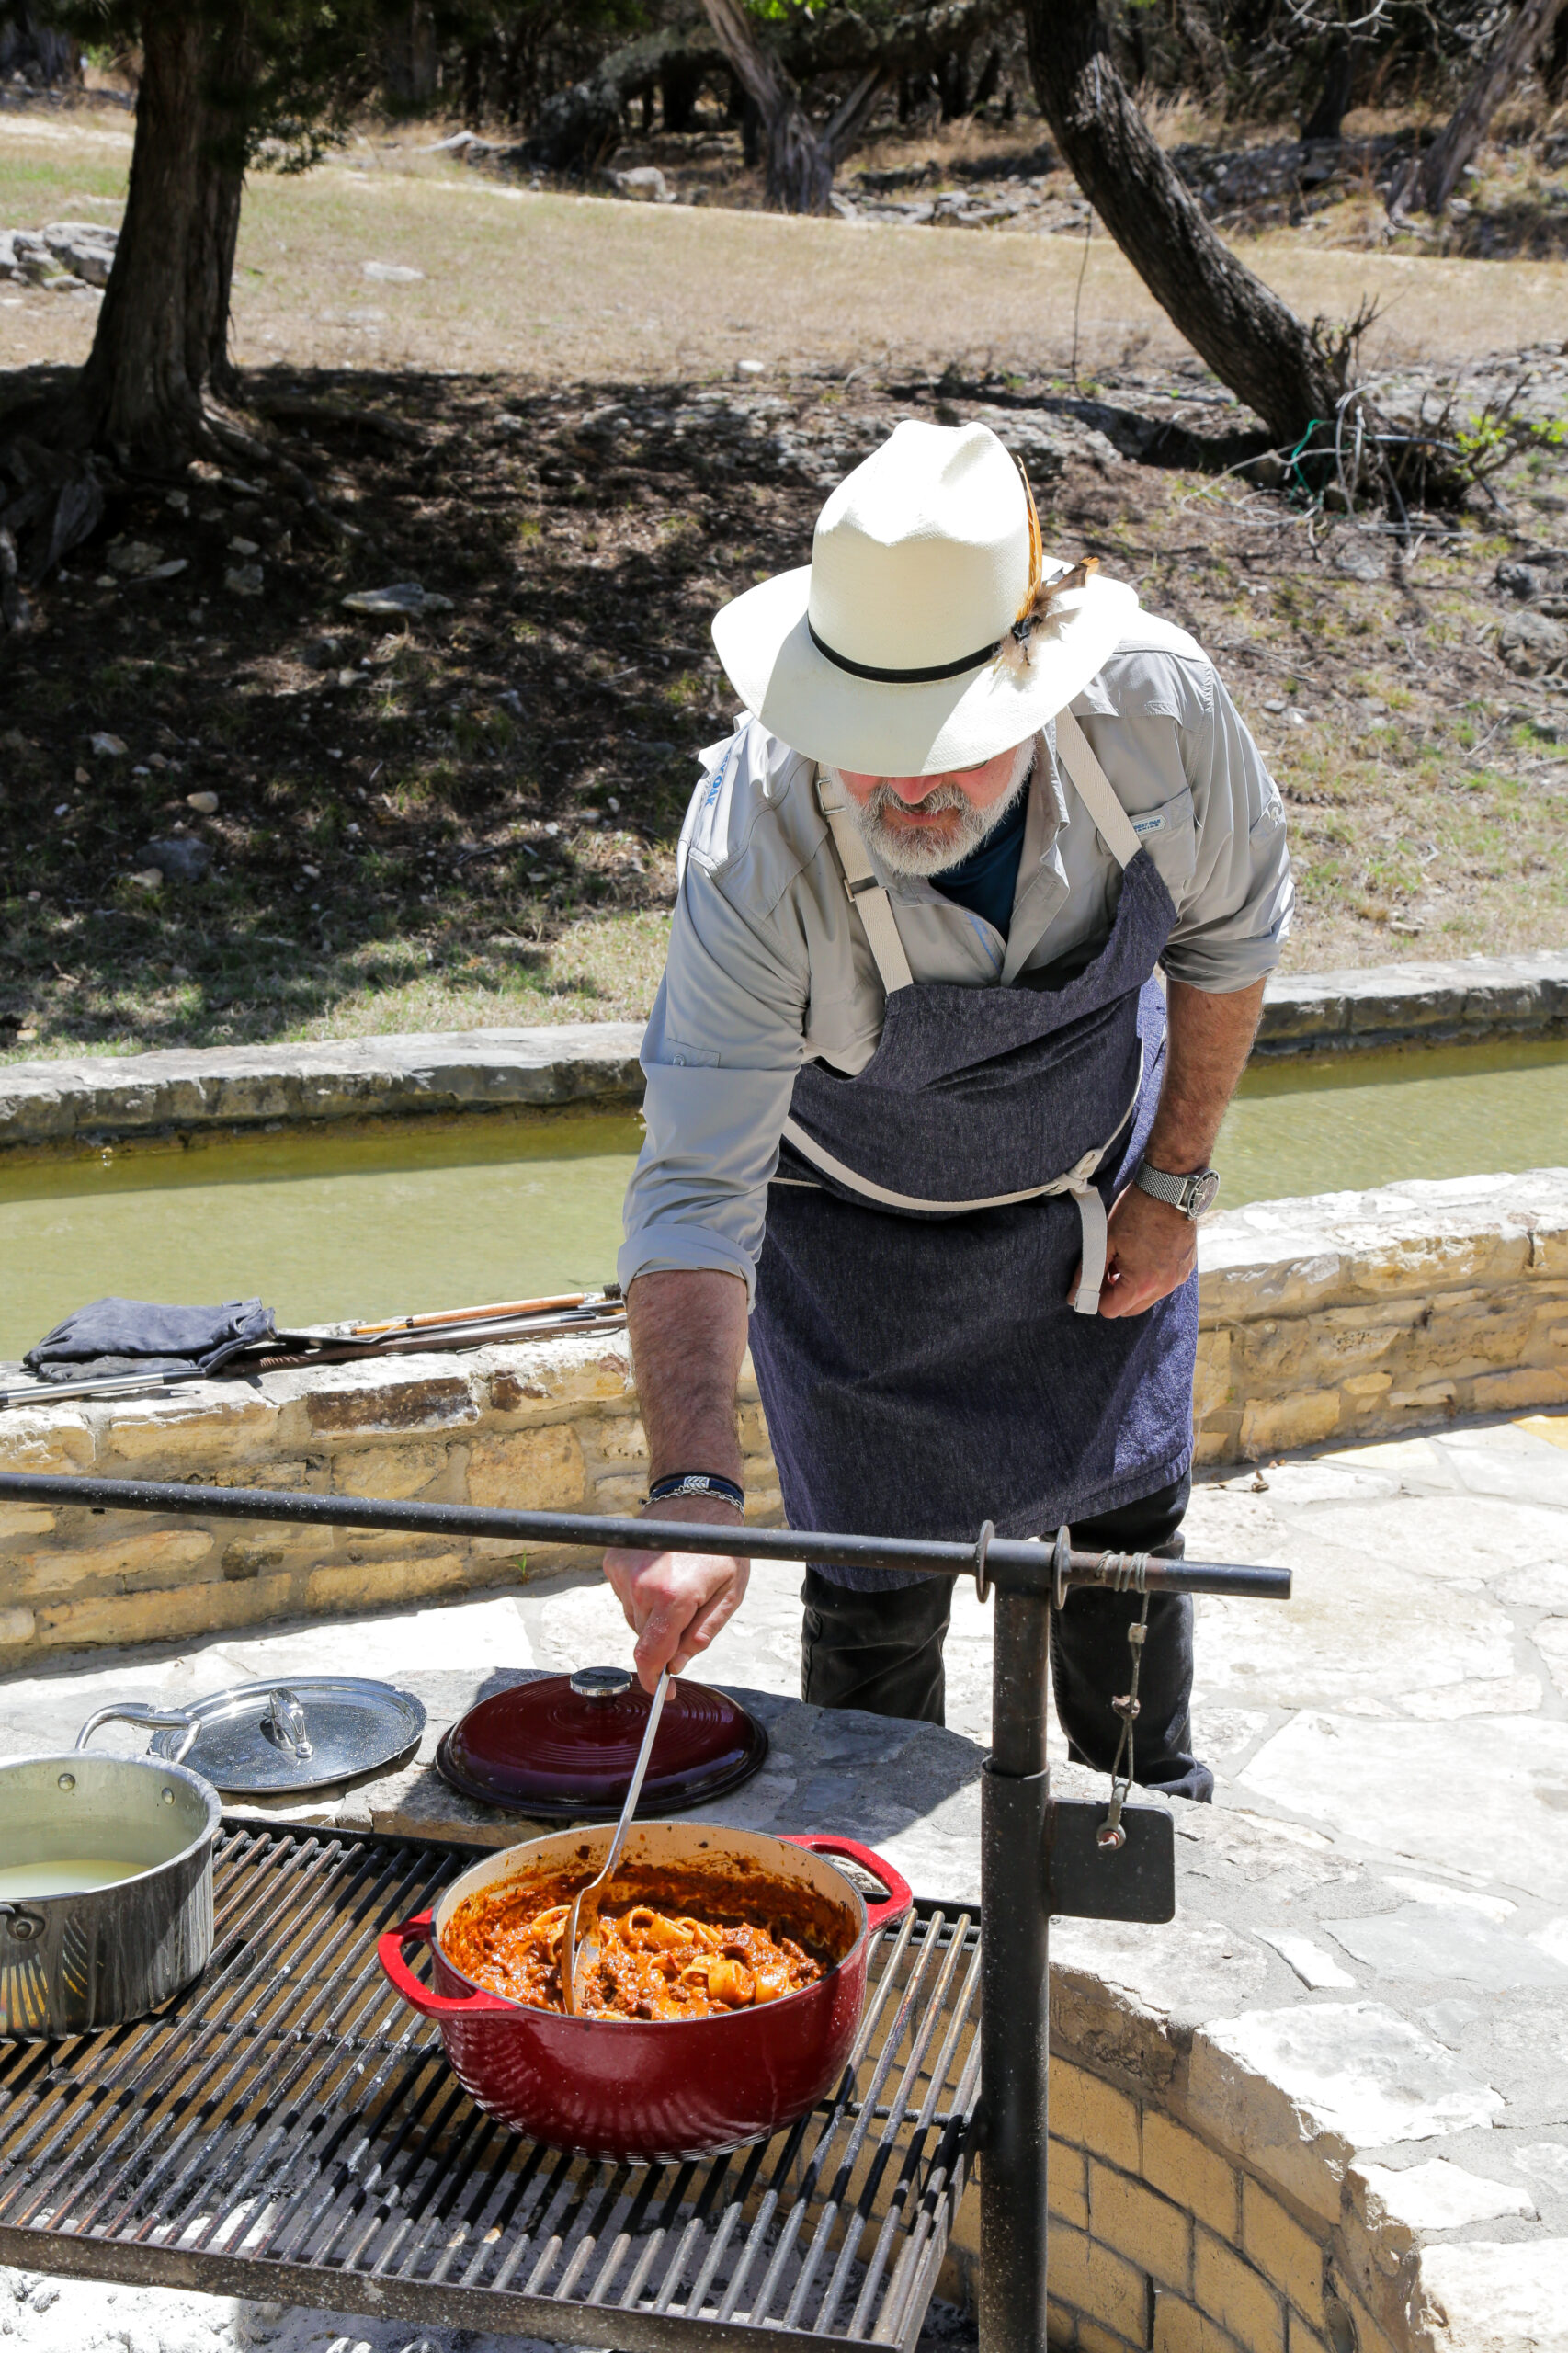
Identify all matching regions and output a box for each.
[645,1472,746,1511]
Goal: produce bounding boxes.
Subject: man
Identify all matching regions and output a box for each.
[602,420,1291,1800]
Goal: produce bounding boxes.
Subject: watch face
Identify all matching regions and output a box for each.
[1190,1170,1221,1216]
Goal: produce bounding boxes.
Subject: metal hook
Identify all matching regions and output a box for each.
[972,1519,994,1605]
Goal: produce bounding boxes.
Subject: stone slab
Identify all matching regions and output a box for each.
[0,1022,646,1150]
[1415,2237,1568,2352]
[1255,949,1568,1056]
[1,951,1564,1153]
[1239,1712,1568,1906]
[1355,2157,1537,2232]
[1324,1905,1568,1992]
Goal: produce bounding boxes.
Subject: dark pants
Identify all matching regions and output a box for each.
[800,1475,1212,1802]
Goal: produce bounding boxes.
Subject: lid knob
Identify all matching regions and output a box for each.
[568,1666,635,1700]
[263,1687,314,1759]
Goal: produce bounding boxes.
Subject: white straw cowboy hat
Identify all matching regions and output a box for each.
[711,419,1138,777]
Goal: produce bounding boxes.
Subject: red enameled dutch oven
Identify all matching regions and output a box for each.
[377,1820,912,2162]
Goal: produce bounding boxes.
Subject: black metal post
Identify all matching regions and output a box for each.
[979,1586,1054,2353]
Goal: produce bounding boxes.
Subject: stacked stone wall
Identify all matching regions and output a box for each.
[0,1338,780,1659]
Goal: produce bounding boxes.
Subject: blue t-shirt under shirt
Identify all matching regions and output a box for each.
[930,789,1028,940]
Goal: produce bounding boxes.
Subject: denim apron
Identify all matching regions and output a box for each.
[748,710,1198,1589]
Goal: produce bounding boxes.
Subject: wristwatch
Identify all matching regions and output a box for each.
[1133,1159,1221,1219]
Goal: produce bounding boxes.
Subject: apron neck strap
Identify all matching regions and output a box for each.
[1053,708,1141,870]
[814,770,915,995]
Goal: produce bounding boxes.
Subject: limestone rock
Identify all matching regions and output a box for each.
[1494,609,1568,677]
[1415,2237,1568,2352]
[1189,2002,1504,2218]
[1354,2156,1535,2233]
[137,835,211,885]
[341,582,453,616]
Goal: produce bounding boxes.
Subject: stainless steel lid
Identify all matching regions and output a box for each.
[147,1677,426,1795]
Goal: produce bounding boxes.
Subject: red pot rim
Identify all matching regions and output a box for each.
[423,1828,904,2029]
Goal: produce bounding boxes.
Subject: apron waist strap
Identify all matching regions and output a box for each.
[778,1044,1142,1316]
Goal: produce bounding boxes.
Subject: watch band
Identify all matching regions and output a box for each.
[1133,1160,1221,1219]
[645,1472,746,1512]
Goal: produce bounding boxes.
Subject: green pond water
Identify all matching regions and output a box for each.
[1,1041,1565,1363]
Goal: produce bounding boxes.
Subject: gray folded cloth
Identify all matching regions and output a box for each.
[24,1296,276,1382]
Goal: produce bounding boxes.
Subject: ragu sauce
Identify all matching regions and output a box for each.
[442,1860,846,2021]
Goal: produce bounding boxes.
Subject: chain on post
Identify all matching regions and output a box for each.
[1096,1552,1152,1853]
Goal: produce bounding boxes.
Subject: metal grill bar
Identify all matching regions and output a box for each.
[0,1824,982,2353]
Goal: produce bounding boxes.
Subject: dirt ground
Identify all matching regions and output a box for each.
[2,98,1567,1062]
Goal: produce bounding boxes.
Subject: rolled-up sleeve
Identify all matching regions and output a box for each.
[1164,669,1294,992]
[619,852,809,1304]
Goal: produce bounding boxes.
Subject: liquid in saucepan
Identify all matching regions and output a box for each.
[0,1859,139,1898]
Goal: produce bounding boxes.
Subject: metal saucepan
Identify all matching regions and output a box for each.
[378,1821,913,2162]
[0,1705,222,2037]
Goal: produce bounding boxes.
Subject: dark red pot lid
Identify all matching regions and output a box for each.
[435,1667,769,1819]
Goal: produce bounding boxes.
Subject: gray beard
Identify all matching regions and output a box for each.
[829,742,1036,878]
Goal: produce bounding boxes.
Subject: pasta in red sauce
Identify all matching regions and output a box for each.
[444,1866,837,2020]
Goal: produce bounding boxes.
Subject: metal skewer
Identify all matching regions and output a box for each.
[561,1663,671,2018]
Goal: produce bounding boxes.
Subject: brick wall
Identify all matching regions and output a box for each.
[939,2051,1415,2353]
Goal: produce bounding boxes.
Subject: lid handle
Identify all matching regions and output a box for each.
[569,1666,634,1700]
[75,1703,200,1766]
[264,1688,314,1760]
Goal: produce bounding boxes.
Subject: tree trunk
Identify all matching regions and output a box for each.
[1173,0,1229,103]
[1407,0,1568,213]
[1301,32,1355,142]
[1545,3,1568,100]
[1023,0,1343,445]
[661,51,707,134]
[60,0,246,464]
[523,0,1006,179]
[700,0,885,210]
[937,44,970,119]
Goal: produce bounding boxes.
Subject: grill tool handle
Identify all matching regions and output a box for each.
[378,1912,520,2018]
[781,1836,913,1933]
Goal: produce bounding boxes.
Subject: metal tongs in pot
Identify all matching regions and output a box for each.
[562,1664,670,2018]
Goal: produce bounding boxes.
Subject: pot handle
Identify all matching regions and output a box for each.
[75,1703,199,1765]
[781,1836,913,1934]
[377,1911,518,2018]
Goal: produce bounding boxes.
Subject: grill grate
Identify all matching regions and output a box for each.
[0,1824,981,2352]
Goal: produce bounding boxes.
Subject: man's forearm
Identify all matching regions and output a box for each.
[1144,978,1266,1171]
[626,1268,750,1483]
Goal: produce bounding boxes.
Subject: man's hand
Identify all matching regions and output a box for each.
[604,1492,751,1691]
[1064,975,1266,1320]
[1089,1183,1197,1318]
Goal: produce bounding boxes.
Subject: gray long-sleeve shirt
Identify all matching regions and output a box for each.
[619,610,1293,1302]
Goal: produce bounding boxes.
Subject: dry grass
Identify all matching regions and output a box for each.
[5,102,1568,396]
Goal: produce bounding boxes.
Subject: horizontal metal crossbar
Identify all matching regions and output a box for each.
[0,1473,1291,1600]
[0,1825,982,2352]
